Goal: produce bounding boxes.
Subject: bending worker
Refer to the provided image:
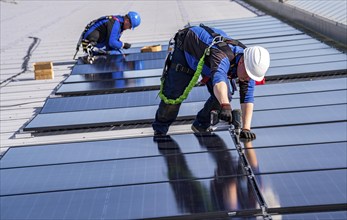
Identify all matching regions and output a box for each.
[152,25,270,139]
[80,11,141,56]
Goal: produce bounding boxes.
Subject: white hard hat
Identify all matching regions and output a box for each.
[244,46,270,81]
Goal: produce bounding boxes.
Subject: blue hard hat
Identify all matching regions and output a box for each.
[127,11,141,29]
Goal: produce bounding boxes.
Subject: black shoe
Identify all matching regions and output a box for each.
[191,124,211,133]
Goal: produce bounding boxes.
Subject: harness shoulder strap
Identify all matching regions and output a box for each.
[199,23,248,70]
[199,24,235,64]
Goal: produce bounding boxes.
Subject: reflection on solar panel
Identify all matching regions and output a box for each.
[3,14,347,220]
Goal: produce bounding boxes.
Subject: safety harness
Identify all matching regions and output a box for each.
[159,24,246,105]
[73,16,120,60]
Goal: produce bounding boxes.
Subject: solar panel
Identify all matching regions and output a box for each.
[42,86,209,113]
[71,58,164,75]
[1,132,234,168]
[0,176,259,220]
[258,169,347,208]
[252,122,347,148]
[251,104,346,128]
[56,76,161,96]
[64,69,163,83]
[1,149,244,196]
[245,142,347,174]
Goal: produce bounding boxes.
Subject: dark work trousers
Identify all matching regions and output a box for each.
[152,47,223,134]
[85,30,123,55]
[152,45,194,134]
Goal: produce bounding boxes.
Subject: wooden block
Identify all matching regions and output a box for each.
[141,44,162,53]
[33,62,54,80]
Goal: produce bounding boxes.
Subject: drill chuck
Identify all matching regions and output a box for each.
[232,109,242,135]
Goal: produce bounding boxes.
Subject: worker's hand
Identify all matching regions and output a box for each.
[219,103,232,124]
[240,129,256,140]
[123,42,131,49]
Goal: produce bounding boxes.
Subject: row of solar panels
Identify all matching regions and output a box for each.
[2,123,346,219]
[24,78,346,131]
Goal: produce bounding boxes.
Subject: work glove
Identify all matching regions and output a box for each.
[240,129,256,140]
[219,103,232,124]
[123,42,131,49]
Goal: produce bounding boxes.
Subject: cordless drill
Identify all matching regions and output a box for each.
[209,109,242,133]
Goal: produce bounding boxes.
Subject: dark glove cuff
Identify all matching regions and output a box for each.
[221,103,231,110]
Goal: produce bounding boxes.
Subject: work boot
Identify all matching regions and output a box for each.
[191,121,211,133]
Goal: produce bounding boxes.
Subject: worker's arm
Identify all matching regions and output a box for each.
[108,21,123,49]
[213,81,230,105]
[241,102,253,130]
[239,80,256,139]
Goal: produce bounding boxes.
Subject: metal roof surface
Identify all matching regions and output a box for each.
[285,0,347,25]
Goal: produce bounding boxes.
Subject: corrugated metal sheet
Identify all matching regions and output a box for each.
[286,0,347,25]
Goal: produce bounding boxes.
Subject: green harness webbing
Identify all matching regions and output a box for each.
[159,51,207,105]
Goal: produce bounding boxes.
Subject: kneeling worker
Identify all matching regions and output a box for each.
[76,11,141,61]
[152,25,270,140]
